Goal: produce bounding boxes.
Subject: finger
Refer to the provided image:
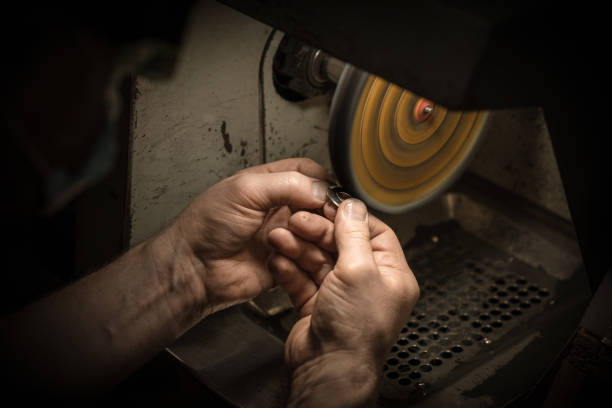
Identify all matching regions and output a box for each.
[298,290,318,317]
[238,158,332,181]
[287,211,336,253]
[334,199,377,281]
[269,254,317,315]
[255,206,291,249]
[268,227,335,285]
[237,171,328,211]
[323,201,337,222]
[325,199,390,240]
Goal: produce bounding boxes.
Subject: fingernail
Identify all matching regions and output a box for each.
[312,181,328,202]
[324,201,337,221]
[343,199,367,222]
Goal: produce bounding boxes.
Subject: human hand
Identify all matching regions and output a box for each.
[155,158,330,317]
[268,199,419,407]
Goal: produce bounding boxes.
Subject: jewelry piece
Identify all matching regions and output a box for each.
[327,185,352,207]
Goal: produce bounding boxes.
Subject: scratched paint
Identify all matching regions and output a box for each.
[129,2,269,245]
[220,120,233,153]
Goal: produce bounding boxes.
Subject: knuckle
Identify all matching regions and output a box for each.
[300,157,317,166]
[340,258,375,276]
[284,171,303,192]
[233,173,255,192]
[290,211,311,225]
[344,228,370,242]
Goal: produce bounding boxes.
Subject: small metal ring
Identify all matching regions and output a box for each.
[327,185,352,207]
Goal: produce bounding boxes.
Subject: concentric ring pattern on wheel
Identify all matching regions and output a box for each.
[329,65,490,213]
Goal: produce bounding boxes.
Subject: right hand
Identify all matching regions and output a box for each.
[268,199,419,407]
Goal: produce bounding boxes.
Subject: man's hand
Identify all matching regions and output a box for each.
[269,199,419,407]
[159,158,330,317]
[1,158,330,395]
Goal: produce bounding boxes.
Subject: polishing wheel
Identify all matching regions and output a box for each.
[329,65,490,213]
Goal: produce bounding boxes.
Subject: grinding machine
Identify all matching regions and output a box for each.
[127,1,610,406]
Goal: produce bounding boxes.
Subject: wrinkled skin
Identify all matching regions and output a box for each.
[269,199,420,406]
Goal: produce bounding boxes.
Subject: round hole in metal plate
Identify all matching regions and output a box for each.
[408,345,420,353]
[398,377,411,386]
[451,345,464,353]
[409,358,420,366]
[387,371,399,379]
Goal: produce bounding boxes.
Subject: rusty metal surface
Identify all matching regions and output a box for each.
[378,220,588,405]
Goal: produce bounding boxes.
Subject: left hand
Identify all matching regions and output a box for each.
[158,158,330,316]
[268,200,419,407]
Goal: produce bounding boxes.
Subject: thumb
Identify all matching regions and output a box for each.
[237,171,328,211]
[334,199,377,281]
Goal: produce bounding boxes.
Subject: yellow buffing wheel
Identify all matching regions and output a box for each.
[329,65,490,213]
